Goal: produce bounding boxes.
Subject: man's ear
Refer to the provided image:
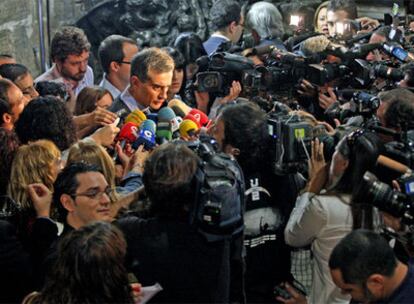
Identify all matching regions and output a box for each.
[130,75,142,88]
[60,194,75,213]
[109,61,120,73]
[228,21,238,34]
[366,274,385,295]
[2,112,11,124]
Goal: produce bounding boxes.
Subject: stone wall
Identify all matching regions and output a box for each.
[0,0,93,77]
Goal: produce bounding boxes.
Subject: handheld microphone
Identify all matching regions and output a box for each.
[113,122,139,160]
[158,107,176,123]
[383,43,414,62]
[188,109,210,127]
[125,110,147,126]
[156,122,173,143]
[179,119,199,139]
[183,113,201,128]
[132,119,156,150]
[168,99,191,118]
[117,122,139,143]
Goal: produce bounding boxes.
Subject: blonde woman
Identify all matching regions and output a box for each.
[7,140,62,243]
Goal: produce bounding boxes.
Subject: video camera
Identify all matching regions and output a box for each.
[355,171,414,225]
[267,110,336,174]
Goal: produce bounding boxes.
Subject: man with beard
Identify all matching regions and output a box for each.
[35,26,93,112]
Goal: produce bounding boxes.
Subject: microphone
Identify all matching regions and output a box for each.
[301,35,336,55]
[117,122,139,143]
[158,106,182,136]
[113,122,139,160]
[125,110,147,126]
[183,113,201,128]
[168,99,191,118]
[158,107,176,123]
[285,32,322,51]
[132,120,156,150]
[383,43,414,62]
[179,119,199,139]
[188,108,210,127]
[156,121,173,143]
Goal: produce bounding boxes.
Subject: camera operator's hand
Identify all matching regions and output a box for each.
[27,183,52,218]
[357,17,380,32]
[306,138,328,194]
[221,81,242,104]
[318,87,337,110]
[90,124,120,147]
[297,79,317,98]
[275,282,307,304]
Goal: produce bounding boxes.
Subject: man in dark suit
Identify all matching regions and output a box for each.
[203,0,244,56]
[110,47,174,115]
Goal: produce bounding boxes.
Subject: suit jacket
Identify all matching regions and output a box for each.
[203,36,229,56]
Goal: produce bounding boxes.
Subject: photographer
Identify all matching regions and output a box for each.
[284,130,383,304]
[211,102,301,302]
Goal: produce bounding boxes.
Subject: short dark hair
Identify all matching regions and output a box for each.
[161,47,185,70]
[0,99,11,124]
[130,47,174,82]
[143,143,198,219]
[0,78,15,103]
[0,127,20,195]
[98,34,137,74]
[50,26,91,62]
[220,102,268,171]
[14,96,77,151]
[329,229,397,285]
[378,88,414,129]
[373,25,391,40]
[327,0,358,20]
[53,162,101,222]
[173,32,207,65]
[210,0,242,31]
[0,63,29,82]
[37,221,132,303]
[35,81,69,101]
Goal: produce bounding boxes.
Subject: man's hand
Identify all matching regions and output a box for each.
[129,145,150,174]
[357,17,380,32]
[27,183,52,218]
[276,283,307,304]
[221,81,242,104]
[297,79,317,98]
[318,87,337,110]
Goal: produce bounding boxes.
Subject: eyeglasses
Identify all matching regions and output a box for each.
[70,186,114,200]
[118,61,131,65]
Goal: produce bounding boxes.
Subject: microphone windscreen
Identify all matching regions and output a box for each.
[184,113,201,128]
[132,120,157,150]
[140,119,157,133]
[188,109,210,127]
[158,107,176,122]
[301,35,331,54]
[170,116,183,133]
[125,110,147,126]
[156,122,173,141]
[168,99,191,117]
[118,122,139,142]
[179,119,199,138]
